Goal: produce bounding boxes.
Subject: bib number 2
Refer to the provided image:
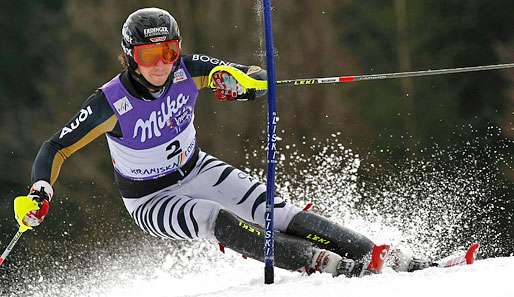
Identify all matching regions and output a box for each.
[166,140,182,160]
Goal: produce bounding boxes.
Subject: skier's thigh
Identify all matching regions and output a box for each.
[131,194,221,240]
[184,153,301,230]
[189,164,300,230]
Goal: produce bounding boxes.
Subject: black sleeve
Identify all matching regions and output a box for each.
[31,90,118,185]
[182,54,267,98]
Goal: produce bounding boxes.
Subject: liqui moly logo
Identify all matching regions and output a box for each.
[144,27,169,37]
[133,94,190,142]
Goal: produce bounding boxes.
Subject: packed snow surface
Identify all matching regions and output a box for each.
[6,245,513,297]
[104,253,513,297]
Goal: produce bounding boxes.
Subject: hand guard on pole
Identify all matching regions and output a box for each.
[211,70,256,101]
[14,180,53,232]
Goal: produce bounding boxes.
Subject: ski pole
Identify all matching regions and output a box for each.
[275,63,514,87]
[0,230,24,266]
[209,63,514,91]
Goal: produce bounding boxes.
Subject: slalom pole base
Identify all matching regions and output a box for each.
[264,266,274,284]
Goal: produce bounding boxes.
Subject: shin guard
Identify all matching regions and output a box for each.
[286,211,374,261]
[214,209,315,271]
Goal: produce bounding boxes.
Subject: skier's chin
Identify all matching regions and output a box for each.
[148,73,169,86]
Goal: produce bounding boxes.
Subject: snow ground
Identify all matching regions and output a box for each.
[5,140,510,297]
[103,252,513,297]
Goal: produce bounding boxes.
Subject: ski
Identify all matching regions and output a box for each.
[436,242,480,268]
[390,242,480,272]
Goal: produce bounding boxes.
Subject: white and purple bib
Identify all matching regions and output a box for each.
[101,61,198,181]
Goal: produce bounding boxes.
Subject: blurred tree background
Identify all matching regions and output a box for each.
[0,0,512,292]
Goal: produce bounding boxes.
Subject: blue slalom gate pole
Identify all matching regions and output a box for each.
[262,0,278,285]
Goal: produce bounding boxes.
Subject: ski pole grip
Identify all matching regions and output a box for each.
[208,66,268,90]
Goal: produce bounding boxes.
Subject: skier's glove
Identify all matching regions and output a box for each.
[211,71,255,101]
[14,181,53,232]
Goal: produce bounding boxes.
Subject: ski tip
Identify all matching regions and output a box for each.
[0,257,4,266]
[465,243,480,265]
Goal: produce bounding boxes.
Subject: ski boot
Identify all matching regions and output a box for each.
[316,244,390,278]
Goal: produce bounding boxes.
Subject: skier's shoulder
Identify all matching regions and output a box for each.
[181,53,247,78]
[54,80,116,144]
[81,83,114,118]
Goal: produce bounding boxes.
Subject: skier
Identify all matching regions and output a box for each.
[14,7,422,277]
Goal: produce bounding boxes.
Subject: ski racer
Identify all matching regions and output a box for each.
[14,7,431,277]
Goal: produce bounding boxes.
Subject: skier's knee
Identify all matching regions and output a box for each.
[200,201,222,240]
[248,196,302,232]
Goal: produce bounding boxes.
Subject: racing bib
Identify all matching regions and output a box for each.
[101,60,199,180]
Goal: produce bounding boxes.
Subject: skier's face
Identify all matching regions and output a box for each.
[137,60,174,87]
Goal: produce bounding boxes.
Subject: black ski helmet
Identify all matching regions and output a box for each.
[121,8,181,90]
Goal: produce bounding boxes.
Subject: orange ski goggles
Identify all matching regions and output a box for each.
[133,40,180,67]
